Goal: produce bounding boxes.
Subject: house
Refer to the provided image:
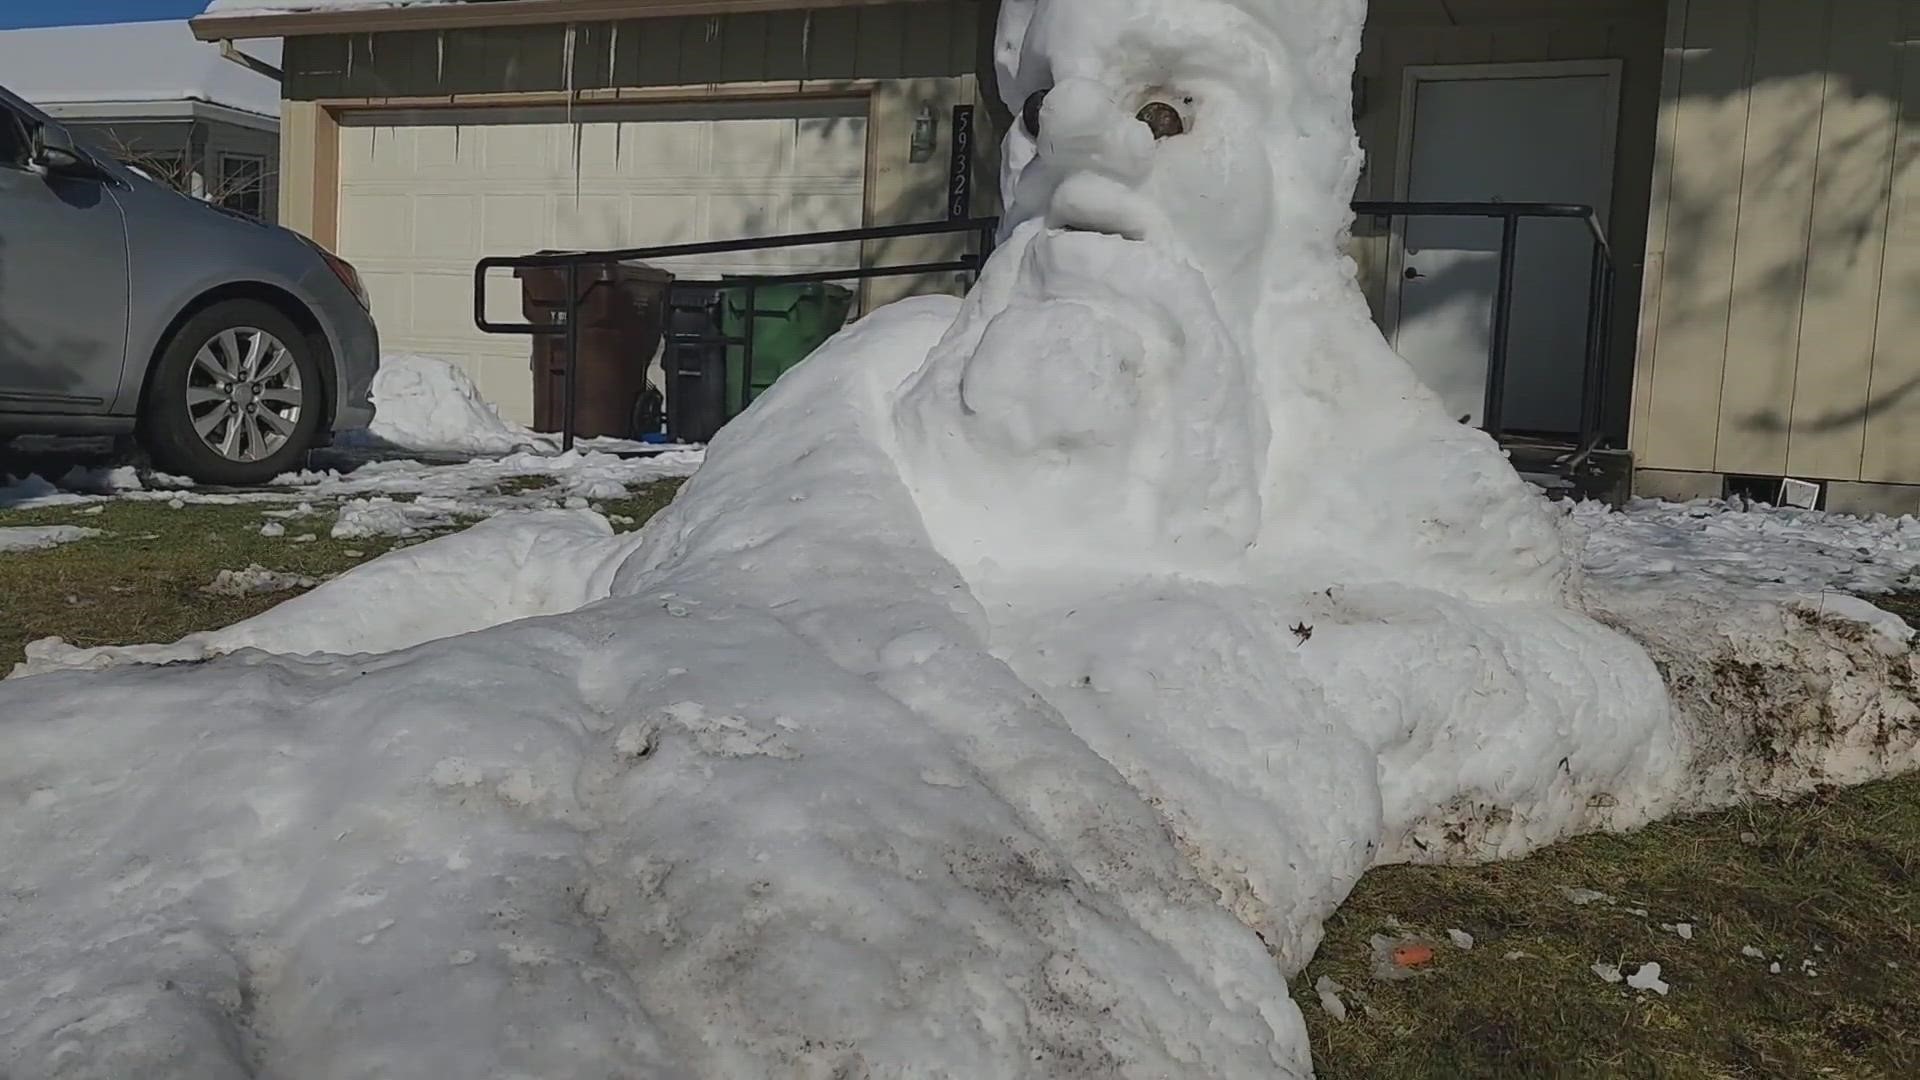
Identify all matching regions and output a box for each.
[190,0,1920,513]
[0,19,283,221]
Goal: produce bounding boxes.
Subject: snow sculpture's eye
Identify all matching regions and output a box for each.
[1136,101,1185,139]
[1022,89,1049,138]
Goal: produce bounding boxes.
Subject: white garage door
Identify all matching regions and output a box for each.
[336,100,869,424]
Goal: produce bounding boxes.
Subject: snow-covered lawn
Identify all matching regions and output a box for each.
[0,353,703,550]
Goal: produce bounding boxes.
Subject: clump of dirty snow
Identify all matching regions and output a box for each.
[330,496,461,539]
[202,565,322,596]
[1626,961,1670,995]
[0,473,91,509]
[0,525,99,553]
[54,465,144,495]
[1315,976,1349,1021]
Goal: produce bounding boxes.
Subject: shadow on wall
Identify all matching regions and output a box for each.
[1651,32,1919,462]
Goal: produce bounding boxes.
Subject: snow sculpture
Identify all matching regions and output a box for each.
[887,0,1682,969]
[1,1,1800,1077]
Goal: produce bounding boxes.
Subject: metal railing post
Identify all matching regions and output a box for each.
[1485,212,1520,439]
[1578,238,1607,458]
[562,261,580,453]
[740,279,758,416]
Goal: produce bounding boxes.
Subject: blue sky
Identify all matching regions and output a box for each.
[0,0,206,30]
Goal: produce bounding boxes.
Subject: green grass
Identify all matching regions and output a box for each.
[0,478,686,667]
[1296,740,1920,1078]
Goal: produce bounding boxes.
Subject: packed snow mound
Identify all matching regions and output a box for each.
[357,353,547,455]
[349,353,690,458]
[1,0,1913,1076]
[19,510,643,672]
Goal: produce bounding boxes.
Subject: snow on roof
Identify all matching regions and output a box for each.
[201,0,469,13]
[0,20,283,119]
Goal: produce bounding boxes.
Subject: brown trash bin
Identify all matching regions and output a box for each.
[516,259,674,439]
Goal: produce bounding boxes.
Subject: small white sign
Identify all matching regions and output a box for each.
[1778,478,1821,510]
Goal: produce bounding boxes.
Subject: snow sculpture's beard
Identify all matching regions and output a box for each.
[891,219,1268,581]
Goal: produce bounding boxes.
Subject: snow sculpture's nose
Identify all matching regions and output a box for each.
[1033,78,1154,183]
[1027,78,1156,239]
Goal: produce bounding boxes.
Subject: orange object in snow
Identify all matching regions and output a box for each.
[1391,943,1435,968]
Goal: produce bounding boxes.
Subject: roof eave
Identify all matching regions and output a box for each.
[190,0,938,42]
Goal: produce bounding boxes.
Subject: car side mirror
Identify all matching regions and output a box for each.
[32,126,104,180]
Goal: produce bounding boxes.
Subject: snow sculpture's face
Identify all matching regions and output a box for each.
[892,0,1308,576]
[995,0,1286,326]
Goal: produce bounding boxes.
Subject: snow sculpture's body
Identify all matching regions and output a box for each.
[886,0,1679,965]
[0,1,1712,1077]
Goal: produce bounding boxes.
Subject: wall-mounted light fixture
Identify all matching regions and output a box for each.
[909,104,938,163]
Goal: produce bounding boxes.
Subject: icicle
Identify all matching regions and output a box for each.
[706,16,721,43]
[800,13,812,81]
[436,31,445,85]
[563,24,582,208]
[609,24,624,173]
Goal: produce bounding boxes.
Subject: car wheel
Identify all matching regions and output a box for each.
[143,300,325,486]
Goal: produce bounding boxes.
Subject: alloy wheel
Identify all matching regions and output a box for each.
[186,327,303,464]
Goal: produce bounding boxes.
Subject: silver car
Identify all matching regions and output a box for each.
[0,84,377,485]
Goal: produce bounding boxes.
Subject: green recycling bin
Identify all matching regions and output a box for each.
[719,282,855,416]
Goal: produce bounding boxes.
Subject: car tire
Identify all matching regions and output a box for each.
[143,300,326,486]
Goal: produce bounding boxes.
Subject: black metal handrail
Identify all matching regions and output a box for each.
[1352,200,1617,466]
[473,217,999,449]
[474,203,1616,467]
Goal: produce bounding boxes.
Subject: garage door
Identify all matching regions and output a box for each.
[336,100,868,424]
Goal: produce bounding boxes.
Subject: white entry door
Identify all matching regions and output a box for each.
[1388,63,1620,435]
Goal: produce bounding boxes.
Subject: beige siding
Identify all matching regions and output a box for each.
[1638,0,1753,471]
[1636,0,1920,483]
[1350,0,1666,439]
[278,101,338,243]
[1863,17,1920,482]
[1711,0,1825,477]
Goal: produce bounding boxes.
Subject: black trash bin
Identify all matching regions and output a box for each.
[516,260,674,439]
[664,286,729,445]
